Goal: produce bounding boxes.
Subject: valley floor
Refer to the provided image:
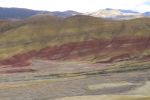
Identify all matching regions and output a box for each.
[0,60,149,100]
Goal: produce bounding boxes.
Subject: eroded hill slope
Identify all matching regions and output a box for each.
[0,15,149,66]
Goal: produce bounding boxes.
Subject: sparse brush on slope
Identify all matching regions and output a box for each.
[0,15,149,66]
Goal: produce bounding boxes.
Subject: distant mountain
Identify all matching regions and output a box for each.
[143,12,150,17]
[86,8,144,20]
[51,10,82,18]
[119,9,139,13]
[0,7,51,20]
[86,8,122,18]
[0,7,149,20]
[0,7,82,20]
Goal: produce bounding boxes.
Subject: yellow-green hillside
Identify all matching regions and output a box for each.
[0,15,149,59]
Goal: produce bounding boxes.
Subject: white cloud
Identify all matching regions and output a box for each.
[0,0,149,12]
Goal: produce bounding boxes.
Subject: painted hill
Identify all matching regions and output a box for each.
[0,15,149,66]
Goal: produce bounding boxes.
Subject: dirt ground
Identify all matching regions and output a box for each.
[0,60,149,100]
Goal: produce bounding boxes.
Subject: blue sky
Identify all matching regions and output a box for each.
[144,1,150,5]
[0,0,150,12]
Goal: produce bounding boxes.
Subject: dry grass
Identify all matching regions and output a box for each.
[88,82,136,90]
[54,95,150,100]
